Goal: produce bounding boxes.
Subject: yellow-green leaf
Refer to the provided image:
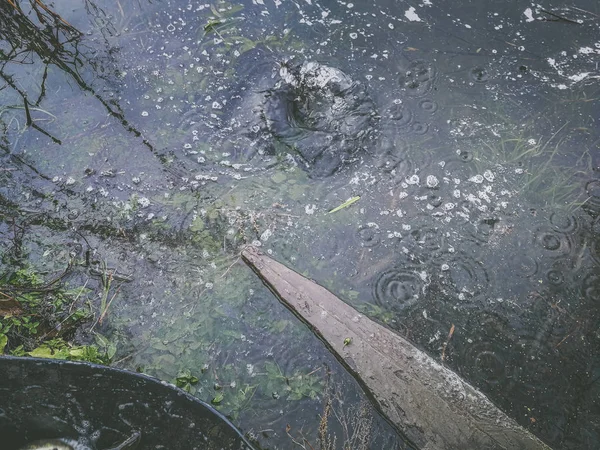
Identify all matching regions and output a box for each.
[68,348,84,357]
[28,346,55,358]
[328,196,360,214]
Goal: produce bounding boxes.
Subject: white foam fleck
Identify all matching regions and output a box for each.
[406,174,420,185]
[404,7,422,22]
[568,72,590,82]
[524,8,535,22]
[478,191,491,203]
[426,175,439,188]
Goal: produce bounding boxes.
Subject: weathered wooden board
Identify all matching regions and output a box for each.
[241,246,552,450]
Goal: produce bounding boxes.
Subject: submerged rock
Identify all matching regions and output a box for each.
[220,48,379,177]
[263,61,379,176]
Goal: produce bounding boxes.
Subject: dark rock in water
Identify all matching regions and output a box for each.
[263,61,379,176]
[220,48,379,177]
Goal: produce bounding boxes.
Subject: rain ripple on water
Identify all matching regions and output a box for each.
[398,60,437,97]
[371,264,427,313]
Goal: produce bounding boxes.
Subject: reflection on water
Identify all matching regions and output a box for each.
[1,0,599,448]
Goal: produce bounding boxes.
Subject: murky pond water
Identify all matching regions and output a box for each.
[1,0,599,448]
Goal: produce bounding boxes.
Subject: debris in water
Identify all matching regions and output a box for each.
[328,196,360,214]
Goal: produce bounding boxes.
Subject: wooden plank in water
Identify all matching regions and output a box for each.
[241,246,552,450]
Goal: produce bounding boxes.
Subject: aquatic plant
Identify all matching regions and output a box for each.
[469,108,594,213]
[0,265,115,364]
[284,379,374,450]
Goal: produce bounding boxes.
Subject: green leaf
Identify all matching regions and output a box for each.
[0,334,7,353]
[94,332,109,347]
[68,347,85,358]
[328,196,360,214]
[107,343,117,360]
[211,393,224,405]
[270,320,289,333]
[264,361,281,378]
[28,346,56,358]
[288,390,303,401]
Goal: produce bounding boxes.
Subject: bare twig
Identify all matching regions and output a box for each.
[555,324,580,348]
[220,256,241,279]
[441,323,456,362]
[539,8,581,25]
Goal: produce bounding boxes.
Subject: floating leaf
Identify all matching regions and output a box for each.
[328,196,360,214]
[211,393,224,405]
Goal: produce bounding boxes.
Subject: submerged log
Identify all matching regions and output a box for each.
[241,246,551,450]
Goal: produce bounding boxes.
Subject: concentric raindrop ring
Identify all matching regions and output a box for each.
[418,98,438,114]
[398,60,437,97]
[356,223,382,248]
[410,121,429,135]
[372,267,425,313]
[533,227,573,254]
[438,253,491,303]
[455,339,509,388]
[548,212,579,234]
[469,67,489,83]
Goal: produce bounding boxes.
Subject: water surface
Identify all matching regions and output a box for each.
[1,0,599,448]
